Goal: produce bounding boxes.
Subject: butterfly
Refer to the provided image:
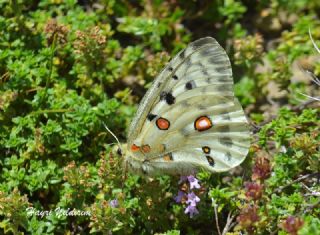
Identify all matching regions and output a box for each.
[120,37,251,176]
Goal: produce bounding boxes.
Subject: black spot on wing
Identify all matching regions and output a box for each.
[165,93,175,105]
[160,91,175,105]
[147,113,157,121]
[185,80,196,90]
[206,156,215,167]
[172,75,178,80]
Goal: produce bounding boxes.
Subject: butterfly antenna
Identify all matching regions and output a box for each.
[102,122,128,190]
[309,27,320,54]
[102,122,122,151]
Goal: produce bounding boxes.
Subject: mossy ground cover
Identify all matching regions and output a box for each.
[0,1,319,234]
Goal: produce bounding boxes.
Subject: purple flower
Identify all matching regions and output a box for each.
[187,192,200,206]
[176,175,202,218]
[174,190,186,203]
[187,175,200,189]
[109,199,118,208]
[184,204,199,218]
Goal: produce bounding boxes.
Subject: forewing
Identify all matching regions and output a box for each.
[127,37,226,144]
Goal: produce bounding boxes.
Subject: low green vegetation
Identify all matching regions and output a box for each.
[0,0,319,234]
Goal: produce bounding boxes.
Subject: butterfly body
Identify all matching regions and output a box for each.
[123,37,251,176]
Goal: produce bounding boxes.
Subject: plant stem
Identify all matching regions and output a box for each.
[45,34,57,90]
[214,203,222,235]
[31,108,73,115]
[275,173,320,193]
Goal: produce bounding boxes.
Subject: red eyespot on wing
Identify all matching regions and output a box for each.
[202,146,211,154]
[156,117,170,130]
[163,153,173,161]
[131,144,140,152]
[194,116,213,132]
[142,144,151,153]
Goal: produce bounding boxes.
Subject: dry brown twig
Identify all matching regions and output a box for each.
[213,201,237,235]
[275,173,320,193]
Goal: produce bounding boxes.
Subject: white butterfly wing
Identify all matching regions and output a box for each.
[126,37,251,175]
